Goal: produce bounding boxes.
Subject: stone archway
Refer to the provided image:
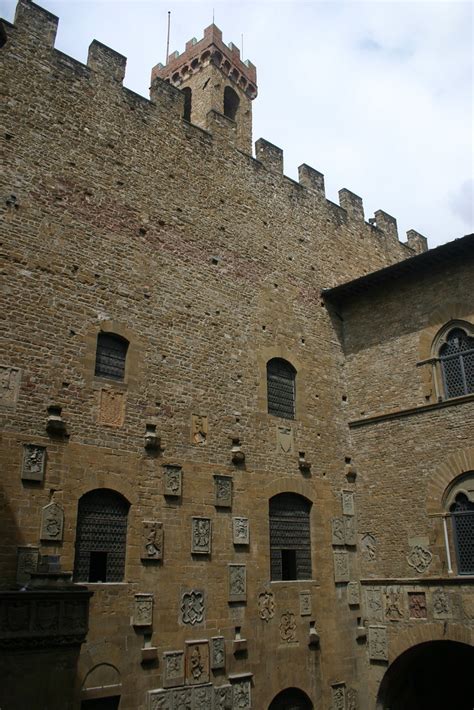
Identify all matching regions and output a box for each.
[268,687,313,710]
[377,640,474,710]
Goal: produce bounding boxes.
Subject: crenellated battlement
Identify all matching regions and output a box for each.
[1,0,428,261]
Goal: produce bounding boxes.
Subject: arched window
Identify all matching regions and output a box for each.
[182,86,192,122]
[74,489,130,583]
[223,86,239,121]
[450,491,474,575]
[269,493,312,581]
[95,333,129,381]
[439,327,474,399]
[267,358,296,419]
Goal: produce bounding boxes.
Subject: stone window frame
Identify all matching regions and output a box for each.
[257,346,305,422]
[269,491,313,582]
[83,321,140,391]
[442,472,474,576]
[266,357,297,420]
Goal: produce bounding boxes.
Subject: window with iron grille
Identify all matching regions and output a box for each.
[439,328,474,399]
[74,489,129,583]
[269,493,312,581]
[95,333,129,381]
[450,492,474,575]
[267,358,296,420]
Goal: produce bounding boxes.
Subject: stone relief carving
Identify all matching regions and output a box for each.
[210,636,225,670]
[191,414,208,445]
[231,678,251,709]
[432,588,451,618]
[181,590,205,625]
[368,625,388,661]
[228,564,246,602]
[163,465,182,497]
[341,490,355,516]
[344,515,357,546]
[193,684,213,707]
[0,365,21,407]
[279,611,297,643]
[232,517,249,545]
[299,590,311,616]
[16,546,39,585]
[163,651,185,688]
[276,424,294,454]
[148,689,172,710]
[142,520,163,561]
[192,517,212,555]
[98,388,125,427]
[331,517,345,545]
[133,593,153,627]
[407,544,432,573]
[365,587,384,622]
[408,592,427,619]
[347,582,360,606]
[331,683,346,710]
[185,641,209,685]
[21,444,46,482]
[214,684,232,709]
[172,687,192,708]
[40,502,64,542]
[360,533,376,561]
[347,687,358,710]
[385,586,404,621]
[333,550,350,583]
[258,590,275,621]
[214,475,232,507]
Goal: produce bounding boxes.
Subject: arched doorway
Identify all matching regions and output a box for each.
[377,640,474,710]
[269,687,313,710]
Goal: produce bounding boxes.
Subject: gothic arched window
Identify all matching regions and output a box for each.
[223,86,239,121]
[95,332,129,381]
[450,491,474,575]
[269,493,312,581]
[74,489,130,583]
[439,327,474,399]
[267,358,296,419]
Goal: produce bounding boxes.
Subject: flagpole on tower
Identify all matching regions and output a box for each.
[166,11,171,64]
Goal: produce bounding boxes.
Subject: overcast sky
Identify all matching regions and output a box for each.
[2,0,473,248]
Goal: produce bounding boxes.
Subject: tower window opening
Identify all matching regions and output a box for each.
[182,87,192,122]
[224,86,239,121]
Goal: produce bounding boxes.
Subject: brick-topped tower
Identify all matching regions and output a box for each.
[152,24,257,153]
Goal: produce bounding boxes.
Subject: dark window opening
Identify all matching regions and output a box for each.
[223,86,239,121]
[182,87,192,122]
[95,333,128,381]
[89,551,108,583]
[270,493,312,581]
[440,328,474,399]
[267,358,296,419]
[81,698,120,710]
[450,492,474,575]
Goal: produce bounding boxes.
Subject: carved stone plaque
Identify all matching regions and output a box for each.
[133,593,153,627]
[98,388,125,427]
[385,586,404,621]
[347,582,360,606]
[368,625,388,661]
[214,475,232,507]
[142,520,163,561]
[407,544,432,573]
[163,651,184,688]
[191,414,208,445]
[21,444,46,482]
[148,688,172,710]
[232,517,249,545]
[16,546,39,585]
[258,590,275,621]
[185,640,209,685]
[365,587,383,622]
[211,635,225,670]
[299,590,311,616]
[279,611,297,643]
[432,588,451,619]
[172,687,192,709]
[40,502,64,541]
[331,517,345,545]
[333,550,350,583]
[344,515,357,546]
[193,684,213,708]
[360,532,376,561]
[0,365,21,408]
[341,490,355,516]
[331,683,346,710]
[408,592,427,618]
[276,424,294,454]
[214,684,232,709]
[192,517,211,555]
[163,465,182,497]
[181,590,205,625]
[228,564,246,602]
[231,678,251,709]
[347,687,358,710]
